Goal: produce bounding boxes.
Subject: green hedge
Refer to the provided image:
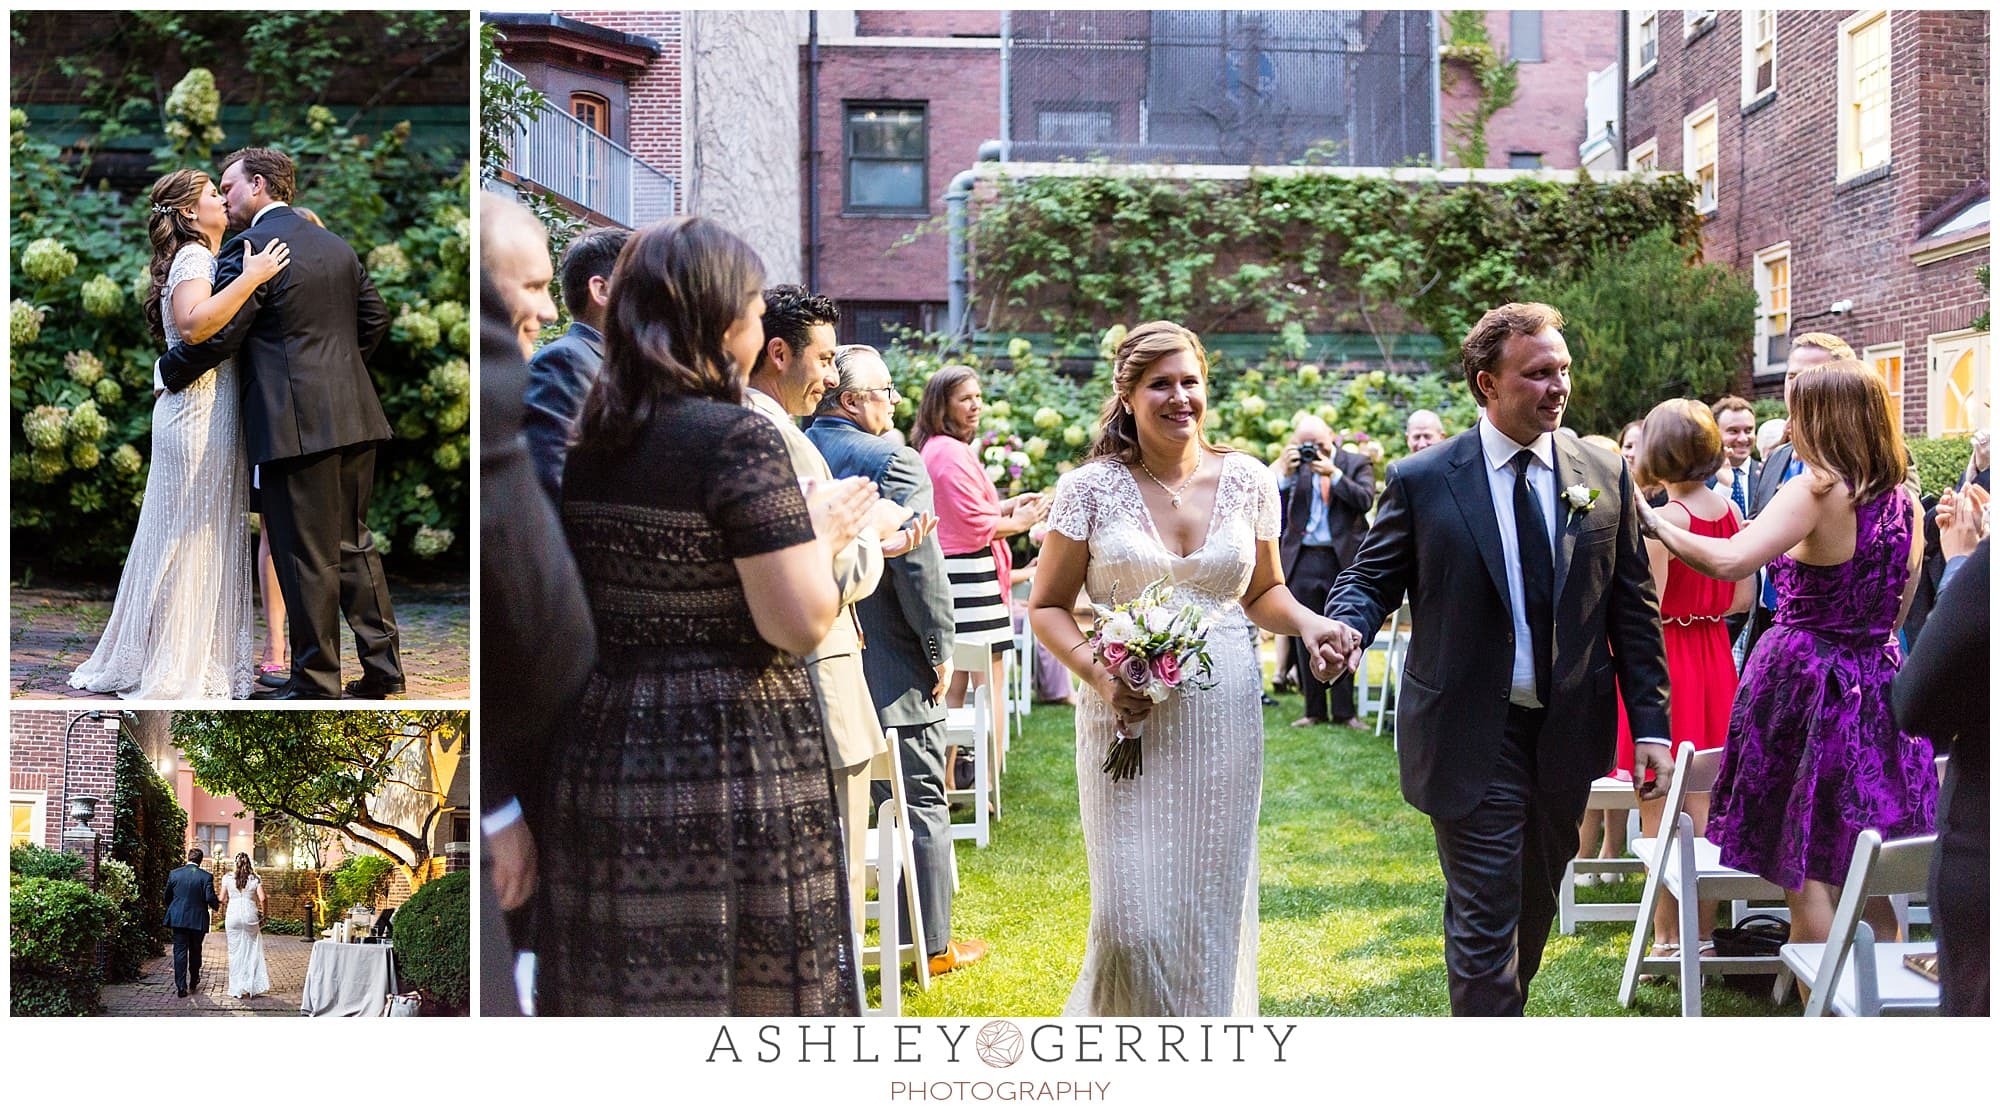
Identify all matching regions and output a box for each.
[393,870,468,1014]
[1908,435,1976,499]
[9,874,120,1016]
[10,843,85,881]
[110,727,186,982]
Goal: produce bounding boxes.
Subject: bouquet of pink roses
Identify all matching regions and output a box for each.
[1086,575,1217,781]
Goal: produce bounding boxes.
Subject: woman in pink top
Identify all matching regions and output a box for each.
[913,364,1049,707]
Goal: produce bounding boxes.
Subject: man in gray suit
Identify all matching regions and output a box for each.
[165,847,220,997]
[808,344,989,976]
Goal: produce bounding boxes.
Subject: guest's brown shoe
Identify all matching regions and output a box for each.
[928,937,990,976]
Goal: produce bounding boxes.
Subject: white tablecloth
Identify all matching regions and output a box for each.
[301,940,396,1017]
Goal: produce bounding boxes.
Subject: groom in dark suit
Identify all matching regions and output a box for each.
[1320,302,1673,1016]
[165,848,220,997]
[157,147,400,699]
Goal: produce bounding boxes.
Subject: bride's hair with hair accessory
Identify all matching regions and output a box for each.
[234,852,253,890]
[145,168,212,342]
[1084,320,1231,467]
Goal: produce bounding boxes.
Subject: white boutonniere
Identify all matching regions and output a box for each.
[1563,484,1600,513]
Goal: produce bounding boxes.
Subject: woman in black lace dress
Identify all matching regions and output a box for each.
[534,216,879,1015]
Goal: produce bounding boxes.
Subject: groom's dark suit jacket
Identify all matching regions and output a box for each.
[1326,428,1671,820]
[157,205,392,465]
[164,863,219,930]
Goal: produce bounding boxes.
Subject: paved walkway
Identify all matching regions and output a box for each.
[10,582,468,700]
[98,930,312,1016]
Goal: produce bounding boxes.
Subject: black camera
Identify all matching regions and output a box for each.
[1296,442,1321,464]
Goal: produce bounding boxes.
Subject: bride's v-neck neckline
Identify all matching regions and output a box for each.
[1121,455,1224,560]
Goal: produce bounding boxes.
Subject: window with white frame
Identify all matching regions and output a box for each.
[1630,11,1659,75]
[1753,243,1791,372]
[1928,331,1991,437]
[1684,102,1720,213]
[1742,9,1776,102]
[1628,137,1659,172]
[1838,10,1892,180]
[1863,342,1906,428]
[11,791,46,849]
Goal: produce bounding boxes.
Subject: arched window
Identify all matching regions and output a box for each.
[571,92,610,136]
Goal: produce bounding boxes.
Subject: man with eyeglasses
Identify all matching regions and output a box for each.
[807,343,990,977]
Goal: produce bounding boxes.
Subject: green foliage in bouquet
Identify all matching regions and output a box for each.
[10,57,469,574]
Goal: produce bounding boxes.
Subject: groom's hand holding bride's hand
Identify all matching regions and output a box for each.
[1304,618,1362,682]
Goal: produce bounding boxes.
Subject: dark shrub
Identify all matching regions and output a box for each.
[9,875,120,1016]
[109,728,186,982]
[392,870,468,1014]
[10,843,85,881]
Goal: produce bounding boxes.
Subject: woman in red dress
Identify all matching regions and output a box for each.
[1626,399,1755,966]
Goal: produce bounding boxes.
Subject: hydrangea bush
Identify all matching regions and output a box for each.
[9,73,468,575]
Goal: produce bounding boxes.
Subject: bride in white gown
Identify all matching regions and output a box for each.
[69,168,289,699]
[1029,320,1354,1016]
[220,853,270,998]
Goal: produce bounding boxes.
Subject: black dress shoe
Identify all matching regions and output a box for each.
[344,676,406,699]
[1259,692,1279,707]
[176,989,187,997]
[250,682,339,701]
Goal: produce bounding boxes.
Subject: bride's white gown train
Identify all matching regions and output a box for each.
[223,873,270,998]
[1047,452,1279,1017]
[68,241,253,700]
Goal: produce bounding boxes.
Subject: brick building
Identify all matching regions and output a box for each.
[807,10,1002,345]
[1439,10,1620,170]
[1620,8,1989,434]
[10,711,120,861]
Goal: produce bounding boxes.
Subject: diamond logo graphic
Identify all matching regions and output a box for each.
[975,1020,1025,1068]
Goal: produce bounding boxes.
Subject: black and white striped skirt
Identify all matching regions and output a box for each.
[944,548,1014,649]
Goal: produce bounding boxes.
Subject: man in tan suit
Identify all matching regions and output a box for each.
[746,286,935,932]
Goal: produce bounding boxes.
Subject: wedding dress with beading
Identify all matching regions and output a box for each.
[1045,451,1279,1016]
[222,872,270,998]
[69,242,253,699]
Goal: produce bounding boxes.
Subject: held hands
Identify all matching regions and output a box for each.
[1304,618,1362,682]
[806,475,881,553]
[1936,482,1990,560]
[1631,742,1676,802]
[242,238,291,285]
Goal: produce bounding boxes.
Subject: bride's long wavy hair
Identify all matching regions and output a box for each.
[145,169,213,342]
[233,852,253,891]
[1083,320,1230,467]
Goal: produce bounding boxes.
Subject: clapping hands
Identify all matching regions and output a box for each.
[806,475,881,551]
[1937,482,1990,560]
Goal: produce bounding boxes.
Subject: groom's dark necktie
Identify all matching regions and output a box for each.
[1511,450,1554,704]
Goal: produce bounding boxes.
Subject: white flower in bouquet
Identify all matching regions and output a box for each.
[1142,606,1176,634]
[1099,611,1139,644]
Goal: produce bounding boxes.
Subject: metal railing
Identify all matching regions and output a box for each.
[487,60,677,227]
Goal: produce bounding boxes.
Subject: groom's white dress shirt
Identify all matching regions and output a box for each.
[1477,417,1557,710]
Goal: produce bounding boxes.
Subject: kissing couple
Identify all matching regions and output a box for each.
[70,147,403,700]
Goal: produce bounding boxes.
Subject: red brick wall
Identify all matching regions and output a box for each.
[10,711,120,854]
[1450,10,1618,170]
[559,10,685,209]
[1622,9,1989,429]
[805,41,1001,305]
[856,10,1001,39]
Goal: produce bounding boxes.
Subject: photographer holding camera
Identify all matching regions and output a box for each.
[1270,415,1377,728]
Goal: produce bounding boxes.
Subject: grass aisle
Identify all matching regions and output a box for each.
[890,695,1793,1017]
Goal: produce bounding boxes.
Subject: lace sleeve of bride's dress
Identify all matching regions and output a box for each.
[162,243,217,344]
[1047,460,1102,542]
[1249,455,1282,542]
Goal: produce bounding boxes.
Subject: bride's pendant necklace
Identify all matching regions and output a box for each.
[1138,453,1205,509]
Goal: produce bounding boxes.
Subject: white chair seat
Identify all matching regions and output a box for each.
[1630,834,1782,902]
[1779,941,1940,1016]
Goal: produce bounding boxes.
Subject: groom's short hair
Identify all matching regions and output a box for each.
[187,847,204,863]
[221,147,296,203]
[1461,302,1564,407]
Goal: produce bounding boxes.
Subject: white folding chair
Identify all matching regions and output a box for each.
[1371,604,1410,738]
[944,675,992,839]
[1780,830,1940,1017]
[1618,743,1790,1016]
[858,734,931,1015]
[1559,777,1646,934]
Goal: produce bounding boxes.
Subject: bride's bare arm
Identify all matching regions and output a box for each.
[1028,531,1152,722]
[171,239,291,344]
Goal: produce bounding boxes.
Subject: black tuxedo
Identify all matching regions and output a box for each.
[1278,449,1375,721]
[164,863,219,994]
[156,205,399,696]
[1327,426,1669,1014]
[479,301,595,993]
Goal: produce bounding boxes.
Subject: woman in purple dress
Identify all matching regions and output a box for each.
[1639,361,1932,947]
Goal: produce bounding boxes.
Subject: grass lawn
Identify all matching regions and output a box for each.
[878,693,1798,1017]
